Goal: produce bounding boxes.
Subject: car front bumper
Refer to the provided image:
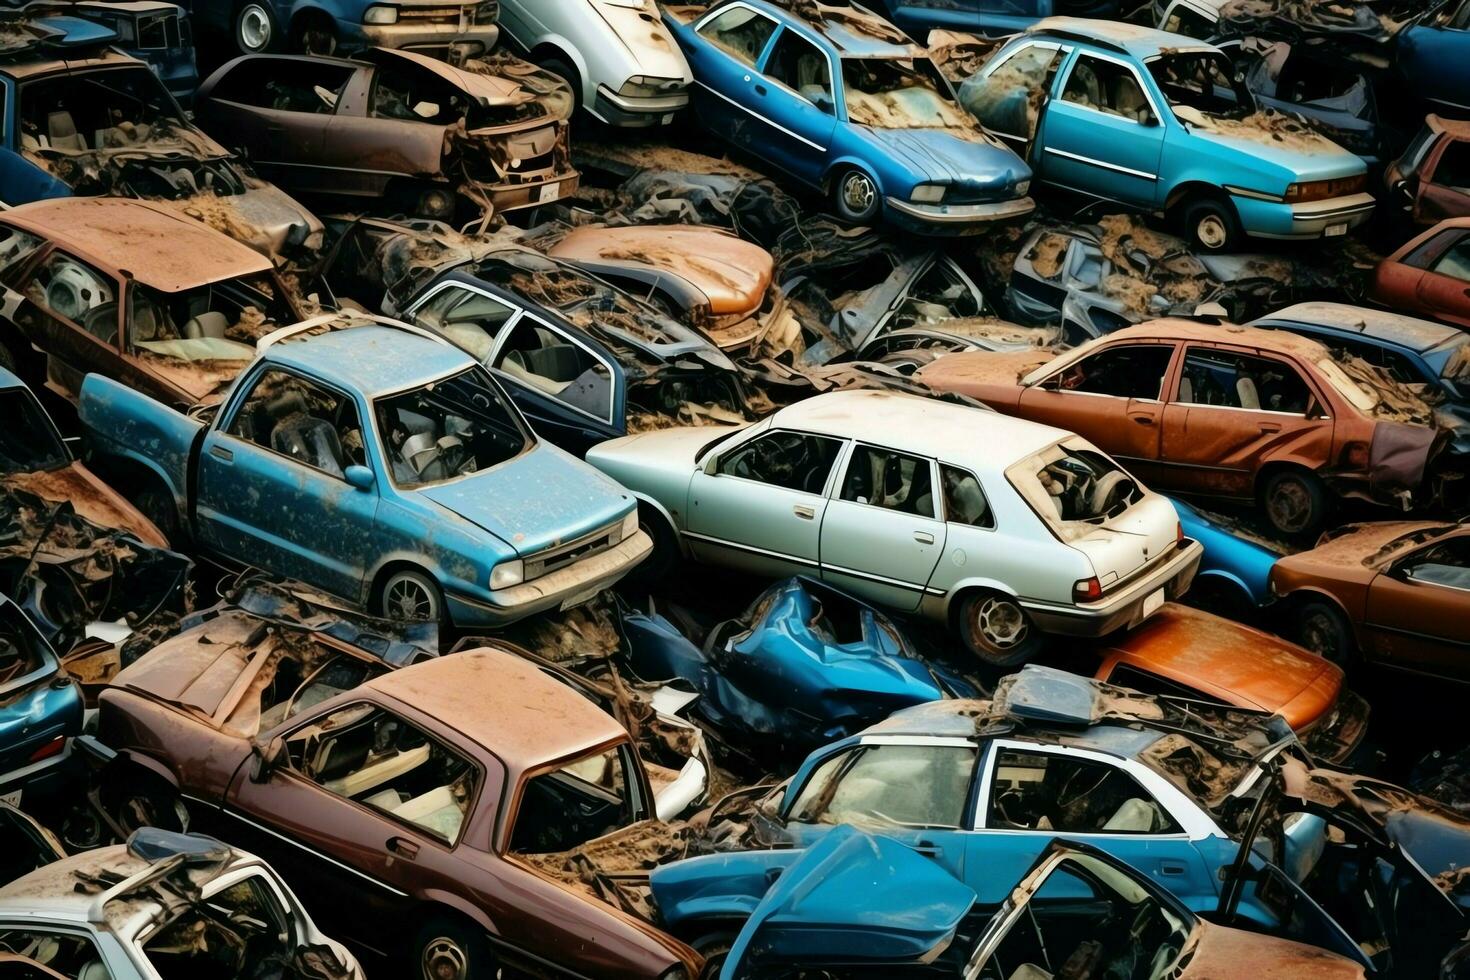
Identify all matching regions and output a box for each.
[884,195,1036,234]
[592,85,690,128]
[1233,191,1376,240]
[445,529,653,627]
[1019,539,1204,637]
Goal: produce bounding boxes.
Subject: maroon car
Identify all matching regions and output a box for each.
[1371,216,1470,329]
[95,641,702,980]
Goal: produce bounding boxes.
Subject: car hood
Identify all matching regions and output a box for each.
[1180,114,1365,181]
[1186,919,1367,979]
[917,349,1053,398]
[414,443,632,557]
[154,180,324,259]
[864,127,1030,189]
[1281,520,1451,576]
[590,0,691,81]
[1,465,168,550]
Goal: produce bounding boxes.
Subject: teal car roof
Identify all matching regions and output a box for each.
[747,0,921,58]
[869,698,1167,758]
[263,326,472,397]
[1030,16,1204,58]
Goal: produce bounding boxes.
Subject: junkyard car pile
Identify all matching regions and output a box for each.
[0,0,1465,977]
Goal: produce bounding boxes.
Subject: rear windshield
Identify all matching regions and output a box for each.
[1006,440,1142,539]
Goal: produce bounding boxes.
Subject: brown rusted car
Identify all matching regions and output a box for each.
[1269,520,1470,682]
[0,197,306,408]
[1371,216,1470,329]
[919,320,1447,536]
[95,642,702,979]
[195,48,578,224]
[1094,602,1368,763]
[1386,115,1470,228]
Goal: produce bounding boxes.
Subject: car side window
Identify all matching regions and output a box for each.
[698,6,778,66]
[210,58,355,113]
[412,285,517,362]
[842,445,936,518]
[987,747,1180,835]
[24,252,119,344]
[371,62,464,124]
[287,703,477,845]
[1401,228,1466,270]
[1048,344,1174,400]
[717,430,844,494]
[1061,54,1152,123]
[1319,336,1423,386]
[1396,536,1470,591]
[1430,237,1470,281]
[788,743,977,829]
[763,27,833,111]
[509,743,644,854]
[491,316,614,423]
[142,874,292,977]
[0,228,43,284]
[941,464,993,528]
[226,369,366,478]
[0,929,109,979]
[1178,349,1311,413]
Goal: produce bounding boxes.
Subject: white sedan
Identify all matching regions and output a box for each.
[587,389,1202,664]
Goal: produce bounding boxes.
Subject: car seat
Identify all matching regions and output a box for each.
[323,742,430,799]
[272,416,346,477]
[309,717,376,784]
[77,961,109,980]
[1066,63,1101,108]
[1112,77,1149,121]
[183,311,229,339]
[1235,375,1261,409]
[46,111,86,151]
[1102,797,1164,832]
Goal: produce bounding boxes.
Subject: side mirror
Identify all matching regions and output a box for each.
[251,736,285,783]
[344,464,375,492]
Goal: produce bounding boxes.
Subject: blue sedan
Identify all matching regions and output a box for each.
[664,0,1034,231]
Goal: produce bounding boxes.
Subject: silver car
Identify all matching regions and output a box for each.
[588,389,1202,665]
[497,0,691,127]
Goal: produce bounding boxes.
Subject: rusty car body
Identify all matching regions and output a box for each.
[94,646,703,978]
[195,47,578,223]
[0,197,307,409]
[918,320,1450,536]
[1372,216,1470,329]
[1387,115,1470,229]
[1269,520,1470,683]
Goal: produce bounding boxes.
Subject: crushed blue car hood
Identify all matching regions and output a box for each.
[864,127,1029,189]
[414,443,631,557]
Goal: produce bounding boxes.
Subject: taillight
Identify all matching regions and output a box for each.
[1073,577,1103,603]
[1176,521,1184,544]
[1342,441,1370,468]
[28,736,64,763]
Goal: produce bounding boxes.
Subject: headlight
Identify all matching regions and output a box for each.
[619,75,676,99]
[1015,179,1030,195]
[489,560,524,591]
[362,4,397,23]
[619,508,639,542]
[1284,174,1366,202]
[910,184,945,204]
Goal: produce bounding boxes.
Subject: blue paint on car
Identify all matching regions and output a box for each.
[0,596,82,811]
[67,2,199,105]
[1169,497,1278,608]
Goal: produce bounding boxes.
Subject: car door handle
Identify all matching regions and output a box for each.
[209,445,233,462]
[754,83,767,96]
[1131,415,1155,425]
[1160,862,1187,876]
[913,838,941,857]
[793,504,815,520]
[1258,421,1282,433]
[914,531,935,544]
[386,836,420,859]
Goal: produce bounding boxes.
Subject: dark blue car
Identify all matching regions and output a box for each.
[664,0,1034,231]
[70,1,198,104]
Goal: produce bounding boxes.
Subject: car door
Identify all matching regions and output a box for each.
[685,428,846,579]
[487,311,623,452]
[8,247,127,403]
[1362,531,1470,680]
[1159,344,1331,498]
[678,3,781,148]
[1037,51,1164,207]
[1420,138,1470,224]
[195,366,379,602]
[1017,342,1176,479]
[819,443,946,612]
[1415,228,1470,327]
[966,740,1218,908]
[964,40,1068,162]
[323,55,457,198]
[750,26,837,184]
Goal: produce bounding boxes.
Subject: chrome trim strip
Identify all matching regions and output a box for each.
[681,530,820,568]
[696,81,827,152]
[1044,146,1157,181]
[222,810,411,897]
[823,561,934,594]
[1224,184,1284,202]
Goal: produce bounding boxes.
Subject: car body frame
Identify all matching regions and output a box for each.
[1387,115,1470,228]
[1372,216,1470,329]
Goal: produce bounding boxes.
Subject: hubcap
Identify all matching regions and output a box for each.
[1196,213,1228,249]
[239,5,270,49]
[1268,479,1311,533]
[975,596,1028,649]
[841,172,876,214]
[386,578,434,621]
[422,938,468,980]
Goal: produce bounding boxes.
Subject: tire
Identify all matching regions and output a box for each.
[539,56,583,111]
[378,568,444,625]
[1178,195,1240,252]
[413,915,495,980]
[830,168,881,225]
[102,770,187,837]
[1261,468,1328,538]
[1292,599,1355,668]
[957,590,1044,667]
[133,482,181,545]
[233,0,280,53]
[693,931,735,980]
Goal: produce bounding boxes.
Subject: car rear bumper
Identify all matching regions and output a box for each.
[592,85,690,127]
[884,195,1035,233]
[1020,539,1203,637]
[445,529,652,626]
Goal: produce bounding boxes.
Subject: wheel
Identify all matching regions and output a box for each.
[693,931,735,980]
[1293,600,1355,668]
[830,168,881,225]
[233,0,280,53]
[378,569,443,624]
[957,591,1044,667]
[413,915,495,980]
[1178,195,1240,252]
[132,482,181,544]
[102,771,187,837]
[1261,468,1328,537]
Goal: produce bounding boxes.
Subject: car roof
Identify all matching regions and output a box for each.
[262,324,472,397]
[365,648,629,773]
[0,46,140,79]
[1,197,273,292]
[770,389,1067,465]
[742,0,920,57]
[1258,302,1463,353]
[864,697,1166,757]
[1030,16,1205,57]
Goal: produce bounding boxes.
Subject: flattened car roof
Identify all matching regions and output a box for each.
[1258,302,1464,353]
[0,46,138,80]
[262,324,472,397]
[1,198,272,292]
[1032,16,1204,56]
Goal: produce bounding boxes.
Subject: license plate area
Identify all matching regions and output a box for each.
[1141,588,1165,619]
[1324,222,1347,237]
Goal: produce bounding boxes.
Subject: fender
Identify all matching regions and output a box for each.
[630,491,690,555]
[923,575,1024,621]
[362,551,455,608]
[284,0,334,29]
[821,154,883,195]
[419,890,498,938]
[529,34,594,106]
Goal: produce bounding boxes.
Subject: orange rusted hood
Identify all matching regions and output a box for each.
[1185,920,1365,978]
[1284,520,1452,574]
[917,349,1053,398]
[2,465,168,549]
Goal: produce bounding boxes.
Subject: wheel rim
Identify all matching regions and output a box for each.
[974,596,1028,649]
[841,172,876,215]
[1267,479,1312,533]
[239,5,271,49]
[1196,212,1228,249]
[422,937,468,980]
[385,576,436,621]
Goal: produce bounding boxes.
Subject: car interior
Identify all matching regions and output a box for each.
[0,389,68,475]
[0,930,108,980]
[764,31,833,110]
[18,66,182,154]
[1178,350,1311,413]
[373,367,528,486]
[942,464,993,528]
[698,6,777,66]
[788,743,976,829]
[210,59,355,115]
[509,744,640,854]
[370,61,471,126]
[1035,448,1140,523]
[127,280,287,362]
[228,370,367,479]
[1148,51,1250,118]
[987,749,1178,834]
[841,445,935,518]
[492,319,614,420]
[142,875,296,979]
[1062,56,1152,123]
[720,430,843,495]
[26,253,119,343]
[411,285,517,361]
[1399,536,1470,588]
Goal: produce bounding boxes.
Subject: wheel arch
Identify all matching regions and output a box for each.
[633,493,689,557]
[938,579,1025,632]
[528,39,593,104]
[1164,179,1230,212]
[367,558,444,613]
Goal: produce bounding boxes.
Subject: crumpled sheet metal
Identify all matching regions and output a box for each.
[1214,0,1417,48]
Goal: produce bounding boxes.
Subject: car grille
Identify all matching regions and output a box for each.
[523,520,622,581]
[399,5,463,19]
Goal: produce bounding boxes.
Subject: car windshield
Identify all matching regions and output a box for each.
[841,57,973,130]
[1311,355,1381,414]
[0,389,68,473]
[128,276,292,364]
[1147,50,1254,119]
[142,873,301,979]
[373,366,529,487]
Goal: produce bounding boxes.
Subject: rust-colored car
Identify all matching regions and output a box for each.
[0,197,305,408]
[95,642,702,979]
[1386,115,1470,228]
[1093,602,1368,763]
[1371,216,1470,329]
[195,48,579,223]
[1269,520,1470,682]
[919,320,1445,536]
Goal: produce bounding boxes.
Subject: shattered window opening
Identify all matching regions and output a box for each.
[373,367,529,487]
[491,315,615,424]
[1046,344,1175,401]
[509,743,643,854]
[1147,50,1253,119]
[26,252,119,344]
[0,928,107,979]
[20,65,182,151]
[840,444,936,519]
[987,748,1180,834]
[0,389,68,474]
[841,56,971,130]
[962,42,1066,140]
[0,228,43,281]
[227,369,366,480]
[788,743,976,829]
[716,429,844,494]
[410,283,517,362]
[697,6,778,66]
[139,873,295,979]
[764,28,833,112]
[1162,5,1216,38]
[941,464,994,529]
[1008,442,1142,529]
[127,277,290,364]
[209,59,356,115]
[1178,349,1312,414]
[1430,236,1470,281]
[1396,536,1470,591]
